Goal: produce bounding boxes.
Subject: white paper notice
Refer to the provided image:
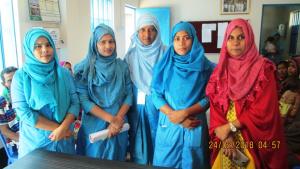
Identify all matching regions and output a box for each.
[137,89,146,105]
[89,123,130,143]
[217,22,228,48]
[202,24,216,43]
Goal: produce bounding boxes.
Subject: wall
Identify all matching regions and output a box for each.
[13,0,139,67]
[139,0,300,63]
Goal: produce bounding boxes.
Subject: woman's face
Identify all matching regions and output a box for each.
[138,25,157,46]
[226,27,246,58]
[97,34,116,57]
[173,31,193,56]
[33,37,54,63]
[288,61,298,77]
[277,64,288,79]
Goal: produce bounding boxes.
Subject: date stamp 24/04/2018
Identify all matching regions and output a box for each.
[209,140,281,150]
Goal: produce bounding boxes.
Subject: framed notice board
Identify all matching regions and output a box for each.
[189,21,230,53]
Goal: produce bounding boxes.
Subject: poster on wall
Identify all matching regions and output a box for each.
[44,27,60,49]
[28,0,61,22]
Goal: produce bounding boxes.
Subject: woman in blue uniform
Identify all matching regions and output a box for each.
[74,24,133,160]
[151,21,215,169]
[11,28,80,158]
[124,14,165,164]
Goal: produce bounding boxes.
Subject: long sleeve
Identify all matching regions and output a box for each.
[123,65,133,106]
[11,70,39,127]
[66,73,80,117]
[76,80,95,113]
[151,89,167,110]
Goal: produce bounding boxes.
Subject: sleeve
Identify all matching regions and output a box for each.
[66,73,80,117]
[151,88,168,110]
[75,80,95,114]
[11,71,39,127]
[198,61,216,108]
[198,97,209,108]
[123,63,133,106]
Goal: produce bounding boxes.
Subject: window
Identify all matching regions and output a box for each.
[124,5,135,52]
[90,0,114,30]
[0,0,18,70]
[290,10,300,26]
[289,10,300,55]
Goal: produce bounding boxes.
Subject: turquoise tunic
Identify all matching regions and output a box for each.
[151,22,215,169]
[74,24,133,160]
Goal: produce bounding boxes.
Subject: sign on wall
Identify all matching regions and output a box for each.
[28,0,61,23]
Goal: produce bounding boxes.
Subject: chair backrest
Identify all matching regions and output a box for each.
[0,131,18,165]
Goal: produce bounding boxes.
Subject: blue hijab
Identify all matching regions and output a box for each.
[151,22,212,107]
[125,14,164,94]
[74,24,124,107]
[22,28,69,123]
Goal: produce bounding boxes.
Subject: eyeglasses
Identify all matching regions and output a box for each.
[174,35,192,43]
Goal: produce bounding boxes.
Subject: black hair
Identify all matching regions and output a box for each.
[277,60,288,68]
[1,66,18,83]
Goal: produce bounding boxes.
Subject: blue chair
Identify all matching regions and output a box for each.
[0,131,18,165]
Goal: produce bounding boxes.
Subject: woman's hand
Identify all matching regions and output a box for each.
[222,136,237,160]
[107,123,121,138]
[168,109,188,124]
[214,123,231,141]
[181,116,201,129]
[107,115,124,138]
[110,115,124,130]
[49,125,72,141]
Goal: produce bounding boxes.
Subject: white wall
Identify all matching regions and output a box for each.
[14,0,139,67]
[139,0,300,63]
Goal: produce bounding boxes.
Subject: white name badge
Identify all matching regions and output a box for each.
[137,89,146,105]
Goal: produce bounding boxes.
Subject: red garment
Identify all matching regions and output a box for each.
[206,18,288,169]
[216,19,265,101]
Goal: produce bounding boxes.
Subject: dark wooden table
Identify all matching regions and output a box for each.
[5,149,167,169]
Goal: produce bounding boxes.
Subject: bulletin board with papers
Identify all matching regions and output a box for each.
[28,0,61,23]
[189,21,230,53]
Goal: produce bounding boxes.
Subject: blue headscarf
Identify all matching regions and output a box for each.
[74,24,124,107]
[125,14,164,94]
[151,22,213,108]
[22,28,70,123]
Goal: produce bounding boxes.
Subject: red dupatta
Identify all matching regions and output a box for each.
[206,19,288,169]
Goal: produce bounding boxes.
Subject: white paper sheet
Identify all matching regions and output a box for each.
[202,23,216,43]
[89,123,130,143]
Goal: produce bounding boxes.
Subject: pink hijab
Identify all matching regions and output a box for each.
[208,18,265,101]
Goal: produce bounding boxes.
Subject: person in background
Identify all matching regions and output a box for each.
[287,56,300,79]
[151,21,214,169]
[124,14,165,165]
[0,66,19,157]
[279,77,300,121]
[11,28,80,158]
[74,24,132,161]
[262,36,282,64]
[206,18,288,169]
[277,60,289,83]
[60,61,73,75]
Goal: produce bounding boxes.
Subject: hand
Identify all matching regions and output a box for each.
[168,109,188,124]
[181,116,201,129]
[214,123,231,141]
[49,125,72,141]
[107,123,121,138]
[109,115,124,131]
[222,136,237,160]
